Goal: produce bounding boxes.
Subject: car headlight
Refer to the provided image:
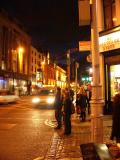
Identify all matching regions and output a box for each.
[47,97,55,104]
[32,98,40,104]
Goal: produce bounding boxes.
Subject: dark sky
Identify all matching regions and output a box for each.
[0,0,79,56]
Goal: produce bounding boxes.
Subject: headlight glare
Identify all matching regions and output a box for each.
[47,97,55,104]
[32,98,40,103]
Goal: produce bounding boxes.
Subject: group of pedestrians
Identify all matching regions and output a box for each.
[54,87,73,135]
[54,85,92,135]
[54,84,120,146]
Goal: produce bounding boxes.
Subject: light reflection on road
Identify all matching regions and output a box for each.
[44,119,57,128]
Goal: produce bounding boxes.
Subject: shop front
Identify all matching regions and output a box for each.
[0,70,30,96]
[99,26,120,114]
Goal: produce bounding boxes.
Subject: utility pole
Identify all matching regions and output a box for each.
[67,49,70,92]
[54,61,57,92]
[90,0,104,143]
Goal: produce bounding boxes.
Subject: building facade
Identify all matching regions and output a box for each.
[0,10,31,95]
[97,0,120,113]
[29,49,67,92]
[43,53,67,89]
[29,46,46,90]
[79,0,120,113]
[0,10,67,95]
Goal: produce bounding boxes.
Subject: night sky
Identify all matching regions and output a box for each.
[0,0,79,57]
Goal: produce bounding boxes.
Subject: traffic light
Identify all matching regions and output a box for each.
[81,76,92,82]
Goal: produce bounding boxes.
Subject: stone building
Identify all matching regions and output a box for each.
[0,10,31,95]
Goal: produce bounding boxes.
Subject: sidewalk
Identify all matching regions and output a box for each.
[45,114,113,160]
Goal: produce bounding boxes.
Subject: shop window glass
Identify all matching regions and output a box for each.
[110,64,120,99]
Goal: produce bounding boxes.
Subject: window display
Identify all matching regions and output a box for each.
[110,65,120,99]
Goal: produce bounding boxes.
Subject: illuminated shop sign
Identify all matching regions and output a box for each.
[79,41,91,51]
[99,31,120,52]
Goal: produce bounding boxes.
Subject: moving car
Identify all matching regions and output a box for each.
[32,87,56,107]
[0,90,20,104]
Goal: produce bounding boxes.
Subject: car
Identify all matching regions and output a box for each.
[0,90,20,104]
[32,87,56,107]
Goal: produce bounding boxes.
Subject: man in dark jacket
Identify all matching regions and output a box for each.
[54,87,62,129]
[63,91,72,135]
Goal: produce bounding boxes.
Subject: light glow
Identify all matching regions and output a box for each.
[47,97,55,104]
[32,98,40,103]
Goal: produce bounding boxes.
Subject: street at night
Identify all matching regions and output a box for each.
[0,96,113,160]
[0,0,120,159]
[0,97,56,160]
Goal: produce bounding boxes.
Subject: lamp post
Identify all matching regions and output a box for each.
[54,62,57,91]
[75,62,79,100]
[90,0,104,143]
[67,49,70,92]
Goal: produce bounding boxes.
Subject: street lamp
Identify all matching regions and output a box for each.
[90,0,104,143]
[67,50,70,92]
[54,62,57,89]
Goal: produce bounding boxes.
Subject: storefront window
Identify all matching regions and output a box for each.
[110,65,120,99]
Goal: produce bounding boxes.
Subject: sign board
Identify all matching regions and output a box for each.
[99,30,120,52]
[79,41,91,51]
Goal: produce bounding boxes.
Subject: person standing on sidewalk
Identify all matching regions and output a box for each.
[63,91,72,135]
[79,87,87,122]
[75,94,81,116]
[54,87,63,129]
[110,93,120,143]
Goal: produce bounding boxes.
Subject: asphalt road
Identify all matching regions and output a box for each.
[0,96,56,160]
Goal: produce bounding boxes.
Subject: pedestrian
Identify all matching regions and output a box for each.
[54,87,63,129]
[86,84,92,114]
[79,87,87,122]
[76,94,81,116]
[110,93,120,143]
[63,91,72,135]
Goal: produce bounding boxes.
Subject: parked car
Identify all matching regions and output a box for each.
[32,87,56,107]
[0,90,20,104]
